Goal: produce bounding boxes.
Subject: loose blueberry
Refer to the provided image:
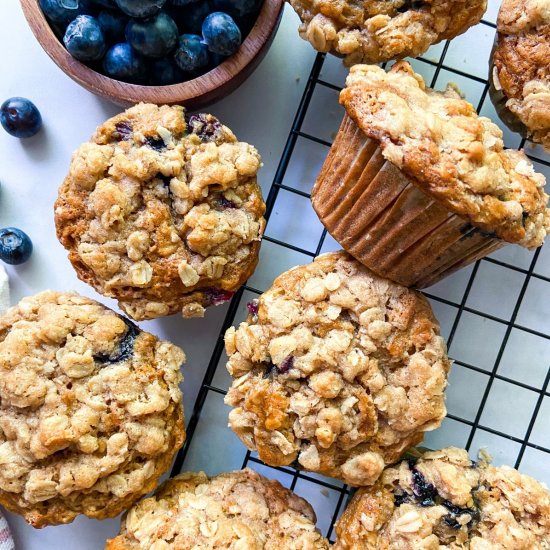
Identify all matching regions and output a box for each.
[187,113,222,142]
[174,34,209,73]
[103,43,148,82]
[38,0,90,27]
[0,228,33,265]
[126,13,178,58]
[64,15,107,62]
[92,0,116,7]
[114,0,166,18]
[202,12,241,56]
[0,98,43,139]
[150,58,184,85]
[169,0,198,4]
[213,0,262,17]
[98,10,128,43]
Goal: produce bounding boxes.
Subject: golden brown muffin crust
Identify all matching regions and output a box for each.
[105,469,330,549]
[55,104,266,321]
[287,0,487,65]
[0,291,185,527]
[492,0,550,151]
[341,61,550,248]
[224,252,450,486]
[334,447,550,549]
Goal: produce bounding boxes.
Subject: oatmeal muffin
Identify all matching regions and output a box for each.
[55,103,266,321]
[490,0,550,151]
[224,252,450,486]
[334,447,550,549]
[312,61,550,288]
[0,291,185,527]
[287,0,487,66]
[105,468,330,549]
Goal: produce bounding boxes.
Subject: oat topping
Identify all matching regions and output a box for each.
[105,468,330,549]
[334,447,550,549]
[287,0,486,65]
[341,61,550,248]
[224,252,450,486]
[492,0,550,152]
[0,291,185,527]
[55,104,266,321]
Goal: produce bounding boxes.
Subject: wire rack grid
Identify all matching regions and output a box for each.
[171,8,550,544]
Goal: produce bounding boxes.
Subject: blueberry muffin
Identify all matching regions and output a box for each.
[55,103,266,321]
[105,468,330,549]
[312,62,550,288]
[334,447,550,549]
[287,0,487,66]
[490,0,550,151]
[0,291,185,527]
[224,251,450,486]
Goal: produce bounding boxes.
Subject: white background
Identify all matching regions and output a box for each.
[2,0,550,548]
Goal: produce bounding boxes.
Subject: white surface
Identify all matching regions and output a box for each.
[0,266,9,314]
[2,0,550,548]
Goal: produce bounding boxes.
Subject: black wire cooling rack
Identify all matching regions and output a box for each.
[171,16,550,543]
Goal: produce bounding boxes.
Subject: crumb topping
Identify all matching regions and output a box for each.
[224,252,450,486]
[106,469,330,549]
[287,0,486,65]
[341,61,550,248]
[334,447,550,549]
[55,104,265,321]
[492,0,550,152]
[0,291,185,527]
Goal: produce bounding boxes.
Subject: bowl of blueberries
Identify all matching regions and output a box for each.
[21,0,284,108]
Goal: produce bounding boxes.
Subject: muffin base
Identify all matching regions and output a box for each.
[311,115,504,288]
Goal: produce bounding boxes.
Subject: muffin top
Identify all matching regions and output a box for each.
[105,468,330,549]
[224,251,450,486]
[341,61,550,248]
[55,103,266,321]
[334,447,550,549]
[287,0,486,65]
[0,291,185,527]
[492,0,550,151]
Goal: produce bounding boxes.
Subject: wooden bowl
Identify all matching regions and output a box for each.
[20,0,284,109]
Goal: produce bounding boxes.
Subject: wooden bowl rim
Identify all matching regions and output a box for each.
[20,0,284,105]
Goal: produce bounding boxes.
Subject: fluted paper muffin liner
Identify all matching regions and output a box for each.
[311,115,504,288]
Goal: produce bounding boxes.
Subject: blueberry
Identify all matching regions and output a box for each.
[187,113,222,141]
[103,43,148,82]
[64,15,107,61]
[0,228,33,265]
[168,1,210,34]
[126,13,178,58]
[213,0,262,17]
[0,97,42,138]
[38,0,90,27]
[174,34,209,73]
[202,12,241,56]
[169,0,198,4]
[204,287,234,305]
[94,317,140,363]
[98,10,128,43]
[114,0,166,18]
[150,58,184,85]
[91,0,116,7]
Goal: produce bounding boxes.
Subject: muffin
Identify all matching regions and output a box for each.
[287,0,487,66]
[490,0,550,151]
[312,62,550,288]
[224,251,450,486]
[105,468,330,549]
[0,291,185,527]
[55,103,266,321]
[334,447,550,549]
